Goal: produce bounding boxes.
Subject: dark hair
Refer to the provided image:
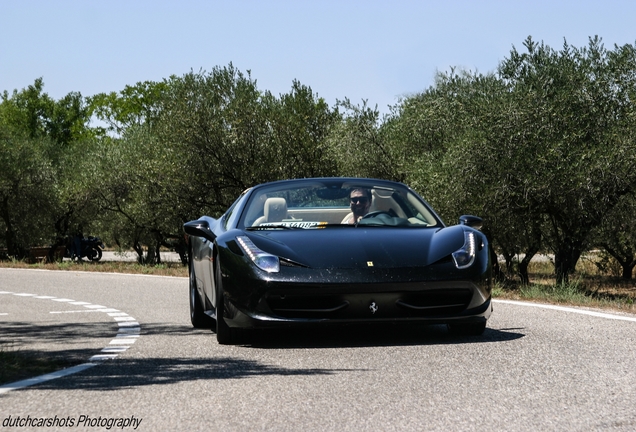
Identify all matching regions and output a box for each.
[349,187,372,200]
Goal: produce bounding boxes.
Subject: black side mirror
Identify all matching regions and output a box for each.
[459,215,483,230]
[183,220,216,242]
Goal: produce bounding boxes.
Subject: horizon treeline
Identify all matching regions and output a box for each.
[1,36,635,282]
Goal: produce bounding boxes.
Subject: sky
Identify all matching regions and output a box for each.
[1,1,635,114]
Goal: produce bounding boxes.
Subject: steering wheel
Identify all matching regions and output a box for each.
[361,211,394,219]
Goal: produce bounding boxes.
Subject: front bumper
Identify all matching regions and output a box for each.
[224,279,492,329]
[219,250,492,329]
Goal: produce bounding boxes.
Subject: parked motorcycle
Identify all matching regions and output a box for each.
[67,235,105,262]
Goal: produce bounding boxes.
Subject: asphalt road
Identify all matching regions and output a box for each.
[1,268,635,431]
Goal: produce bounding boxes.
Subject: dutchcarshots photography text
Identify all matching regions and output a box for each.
[2,415,142,430]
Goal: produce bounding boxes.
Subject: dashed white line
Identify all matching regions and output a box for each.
[109,338,136,345]
[101,347,129,352]
[113,316,137,321]
[0,291,141,394]
[50,310,106,314]
[117,321,140,327]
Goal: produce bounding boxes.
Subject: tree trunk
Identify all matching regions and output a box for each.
[554,241,584,285]
[518,247,539,285]
[1,196,20,258]
[133,241,144,264]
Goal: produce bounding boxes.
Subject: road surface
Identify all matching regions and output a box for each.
[1,268,635,431]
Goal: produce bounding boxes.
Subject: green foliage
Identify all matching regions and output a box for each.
[495,37,636,282]
[592,192,636,279]
[0,129,58,254]
[153,65,340,217]
[1,78,92,146]
[327,99,405,182]
[379,37,636,284]
[264,80,340,179]
[1,38,635,277]
[519,279,591,305]
[0,79,98,256]
[88,81,168,135]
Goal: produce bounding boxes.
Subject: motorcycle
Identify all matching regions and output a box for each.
[67,235,105,262]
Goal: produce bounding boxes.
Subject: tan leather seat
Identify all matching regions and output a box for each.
[253,197,288,225]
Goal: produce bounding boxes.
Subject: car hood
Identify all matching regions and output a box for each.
[246,226,467,269]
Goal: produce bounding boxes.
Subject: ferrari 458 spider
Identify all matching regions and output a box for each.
[184,178,492,344]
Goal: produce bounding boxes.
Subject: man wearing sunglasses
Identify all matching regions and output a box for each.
[342,187,372,224]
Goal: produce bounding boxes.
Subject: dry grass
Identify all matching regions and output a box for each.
[493,257,636,314]
[0,259,188,277]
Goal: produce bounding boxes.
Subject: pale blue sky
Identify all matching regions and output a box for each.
[1,1,635,113]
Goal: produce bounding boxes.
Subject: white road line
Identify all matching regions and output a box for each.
[1,292,142,394]
[493,299,636,323]
[113,316,137,321]
[0,363,97,395]
[101,347,129,353]
[117,321,140,327]
[89,354,118,361]
[117,327,140,334]
[109,338,136,345]
[50,310,106,314]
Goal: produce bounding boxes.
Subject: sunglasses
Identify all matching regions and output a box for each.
[350,197,369,204]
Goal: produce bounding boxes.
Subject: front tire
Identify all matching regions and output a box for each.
[190,264,213,329]
[87,247,102,262]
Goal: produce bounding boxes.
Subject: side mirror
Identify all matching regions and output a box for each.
[459,215,483,230]
[183,220,216,242]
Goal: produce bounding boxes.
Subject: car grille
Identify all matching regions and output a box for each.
[265,288,473,319]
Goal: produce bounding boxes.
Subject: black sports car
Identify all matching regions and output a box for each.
[184,178,492,344]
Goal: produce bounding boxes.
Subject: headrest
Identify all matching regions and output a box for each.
[264,197,287,222]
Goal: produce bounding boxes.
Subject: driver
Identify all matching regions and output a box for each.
[342,187,372,224]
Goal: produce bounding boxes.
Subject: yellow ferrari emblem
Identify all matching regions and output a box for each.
[367,261,374,267]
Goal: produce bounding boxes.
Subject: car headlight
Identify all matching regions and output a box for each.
[452,231,476,269]
[236,236,280,273]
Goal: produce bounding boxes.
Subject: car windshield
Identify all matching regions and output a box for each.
[239,180,441,229]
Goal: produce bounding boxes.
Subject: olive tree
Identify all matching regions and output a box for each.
[0,79,96,257]
[497,36,636,283]
[592,192,636,279]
